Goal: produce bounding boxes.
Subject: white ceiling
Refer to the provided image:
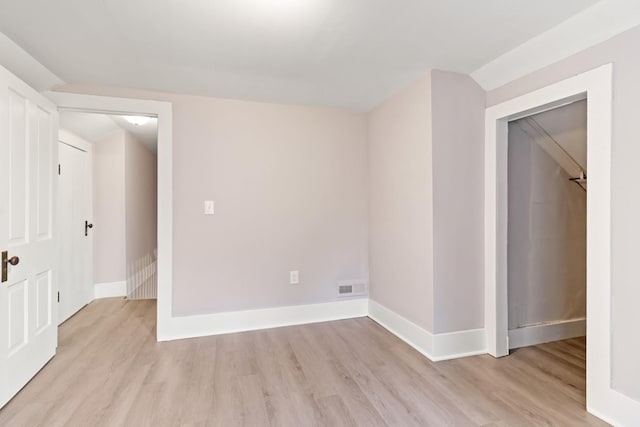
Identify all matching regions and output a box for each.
[59,112,119,143]
[0,0,600,110]
[60,111,158,152]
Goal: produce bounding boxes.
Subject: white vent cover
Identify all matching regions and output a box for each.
[337,280,368,297]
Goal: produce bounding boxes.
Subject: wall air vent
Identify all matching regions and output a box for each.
[337,280,368,297]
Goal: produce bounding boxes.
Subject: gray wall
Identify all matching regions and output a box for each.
[431,70,485,334]
[124,132,157,298]
[94,128,158,295]
[487,24,640,404]
[368,73,435,331]
[57,86,370,316]
[367,70,485,334]
[93,130,126,285]
[508,114,586,330]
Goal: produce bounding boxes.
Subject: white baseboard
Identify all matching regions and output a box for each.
[508,318,586,349]
[587,406,625,427]
[159,298,369,342]
[94,281,126,299]
[368,299,486,362]
[158,297,487,362]
[367,299,434,359]
[433,327,487,361]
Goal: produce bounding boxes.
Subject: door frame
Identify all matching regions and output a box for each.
[47,92,173,341]
[484,63,640,423]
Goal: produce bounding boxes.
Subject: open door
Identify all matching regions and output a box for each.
[0,64,58,408]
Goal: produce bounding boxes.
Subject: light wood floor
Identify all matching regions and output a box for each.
[0,299,608,427]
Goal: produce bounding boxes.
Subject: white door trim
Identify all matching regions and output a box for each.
[484,63,640,425]
[45,92,173,341]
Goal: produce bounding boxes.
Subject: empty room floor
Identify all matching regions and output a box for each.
[0,299,607,427]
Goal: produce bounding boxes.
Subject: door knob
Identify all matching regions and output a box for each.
[2,251,19,283]
[85,220,93,236]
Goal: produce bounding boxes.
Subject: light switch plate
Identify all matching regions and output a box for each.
[204,200,215,215]
[289,270,299,285]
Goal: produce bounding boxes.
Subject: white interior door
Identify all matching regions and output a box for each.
[0,65,58,408]
[57,135,92,324]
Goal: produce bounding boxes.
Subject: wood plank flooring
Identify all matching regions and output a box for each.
[0,299,608,426]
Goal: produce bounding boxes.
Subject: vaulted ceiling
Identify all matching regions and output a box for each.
[0,0,600,110]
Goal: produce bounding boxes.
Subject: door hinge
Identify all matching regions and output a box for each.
[58,164,61,175]
[57,291,60,303]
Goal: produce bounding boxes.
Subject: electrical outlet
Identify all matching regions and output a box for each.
[204,200,215,215]
[289,270,299,285]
